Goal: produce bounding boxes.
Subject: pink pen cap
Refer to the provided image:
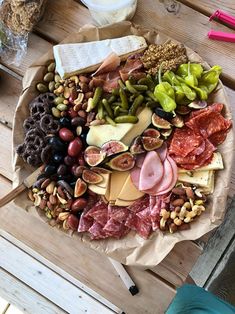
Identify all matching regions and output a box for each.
[208,30,235,43]
[209,9,235,28]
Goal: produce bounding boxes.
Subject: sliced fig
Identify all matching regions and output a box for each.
[142,136,163,151]
[84,146,106,166]
[101,140,128,157]
[130,136,145,155]
[152,113,172,129]
[106,152,135,171]
[188,100,207,109]
[171,114,184,128]
[143,128,160,138]
[82,169,103,184]
[74,178,87,197]
[91,167,112,174]
[154,107,174,121]
[161,128,173,139]
[176,105,191,115]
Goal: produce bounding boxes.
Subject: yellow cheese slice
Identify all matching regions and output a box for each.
[115,199,134,206]
[118,174,144,201]
[86,123,133,147]
[201,171,215,194]
[178,153,224,173]
[178,170,213,188]
[121,107,152,146]
[109,171,130,201]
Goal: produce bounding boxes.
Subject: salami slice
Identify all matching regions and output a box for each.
[103,219,127,238]
[77,214,93,232]
[89,222,108,240]
[189,103,223,119]
[108,205,129,223]
[125,212,152,239]
[128,195,149,213]
[85,200,108,226]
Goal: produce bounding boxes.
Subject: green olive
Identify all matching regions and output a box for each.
[43,72,54,82]
[57,103,68,111]
[48,81,55,92]
[55,74,61,83]
[52,107,61,118]
[36,83,48,93]
[54,96,65,105]
[48,62,56,72]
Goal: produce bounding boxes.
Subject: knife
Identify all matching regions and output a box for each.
[0,167,41,208]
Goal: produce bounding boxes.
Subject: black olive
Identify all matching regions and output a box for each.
[80,132,87,144]
[48,136,67,151]
[59,117,71,128]
[57,164,67,176]
[71,117,86,127]
[52,153,64,164]
[154,107,174,121]
[44,164,57,176]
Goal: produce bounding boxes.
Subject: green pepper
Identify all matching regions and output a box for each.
[198,65,222,94]
[154,90,177,112]
[173,85,186,103]
[177,63,203,79]
[184,62,198,87]
[163,71,181,86]
[181,83,197,101]
[155,65,175,100]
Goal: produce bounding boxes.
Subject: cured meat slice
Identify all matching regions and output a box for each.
[157,156,178,195]
[136,206,152,225]
[108,205,129,224]
[85,200,108,226]
[136,153,146,168]
[103,219,128,238]
[186,110,231,139]
[189,103,223,119]
[139,151,163,191]
[93,53,120,76]
[169,127,203,157]
[77,214,93,232]
[89,222,108,240]
[191,140,206,155]
[125,212,152,239]
[130,167,141,189]
[209,131,227,146]
[128,195,149,213]
[156,142,168,162]
[119,54,144,81]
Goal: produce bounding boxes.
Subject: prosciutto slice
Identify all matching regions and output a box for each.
[92,53,120,76]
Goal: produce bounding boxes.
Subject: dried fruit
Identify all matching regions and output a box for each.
[67,214,79,230]
[84,146,106,166]
[141,136,163,151]
[130,136,145,155]
[82,169,103,184]
[152,113,172,129]
[171,114,184,128]
[68,137,83,157]
[101,140,128,157]
[142,128,160,138]
[106,152,135,171]
[71,198,88,212]
[74,178,87,197]
[59,128,75,142]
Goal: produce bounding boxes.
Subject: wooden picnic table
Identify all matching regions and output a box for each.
[0,1,235,313]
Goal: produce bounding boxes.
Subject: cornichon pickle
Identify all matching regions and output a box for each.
[108,95,116,104]
[114,106,120,117]
[129,95,144,115]
[146,101,158,108]
[98,102,104,119]
[138,77,155,90]
[102,99,114,119]
[105,115,116,126]
[119,88,129,109]
[118,79,126,89]
[91,87,103,109]
[146,91,157,101]
[114,115,138,123]
[132,84,148,91]
[112,88,119,96]
[125,80,139,94]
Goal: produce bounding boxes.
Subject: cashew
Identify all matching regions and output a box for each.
[192,205,206,216]
[160,217,167,229]
[186,210,197,219]
[195,199,204,205]
[170,211,177,220]
[174,218,182,226]
[74,93,84,106]
[58,212,69,221]
[183,202,191,209]
[46,181,56,194]
[33,194,41,207]
[56,193,67,205]
[184,216,192,223]
[160,209,170,220]
[70,76,79,84]
[179,207,188,220]
[63,86,70,99]
[63,219,69,230]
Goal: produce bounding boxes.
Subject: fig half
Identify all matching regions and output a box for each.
[130,136,145,155]
[74,178,87,197]
[143,128,161,138]
[106,152,135,171]
[84,146,106,167]
[152,113,172,129]
[82,169,103,184]
[171,114,184,128]
[142,136,163,151]
[101,140,128,157]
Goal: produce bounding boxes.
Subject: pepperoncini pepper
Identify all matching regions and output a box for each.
[154,66,177,112]
[177,63,203,79]
[198,65,222,94]
[184,62,198,87]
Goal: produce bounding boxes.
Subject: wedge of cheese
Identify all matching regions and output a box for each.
[118,174,144,201]
[178,153,223,173]
[201,171,215,194]
[109,171,130,202]
[88,173,110,195]
[115,199,134,206]
[86,123,133,147]
[178,170,214,188]
[121,107,152,146]
[54,36,147,78]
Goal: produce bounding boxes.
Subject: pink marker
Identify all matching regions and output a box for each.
[208,30,235,43]
[209,9,235,28]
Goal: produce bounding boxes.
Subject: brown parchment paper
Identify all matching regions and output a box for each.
[12,22,234,267]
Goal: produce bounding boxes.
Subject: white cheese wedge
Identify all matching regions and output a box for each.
[115,199,134,206]
[54,35,147,78]
[86,123,133,147]
[178,170,213,188]
[109,171,130,202]
[118,174,144,201]
[201,171,215,194]
[178,153,224,173]
[121,107,152,146]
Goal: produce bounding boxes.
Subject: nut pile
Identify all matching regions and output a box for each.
[159,185,207,233]
[28,177,97,231]
[141,41,188,75]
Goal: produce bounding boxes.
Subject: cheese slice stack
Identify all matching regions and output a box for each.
[54,35,147,78]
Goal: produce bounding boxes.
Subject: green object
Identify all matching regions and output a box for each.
[138,76,155,91]
[98,103,104,119]
[184,62,198,87]
[108,95,116,104]
[114,106,120,117]
[163,71,181,86]
[125,80,139,94]
[173,85,186,103]
[177,63,203,79]
[105,115,116,126]
[198,65,222,94]
[181,83,197,100]
[129,95,144,115]
[118,79,126,89]
[91,87,102,110]
[102,98,114,119]
[156,65,175,99]
[57,104,68,111]
[119,88,129,109]
[166,284,235,314]
[154,90,177,112]
[132,84,148,91]
[114,115,138,123]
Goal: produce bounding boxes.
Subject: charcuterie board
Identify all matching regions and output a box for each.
[12,22,234,267]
